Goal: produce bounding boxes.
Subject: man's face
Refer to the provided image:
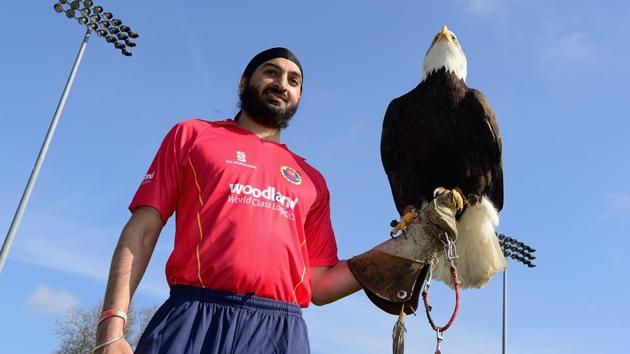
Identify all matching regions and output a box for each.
[239,58,303,129]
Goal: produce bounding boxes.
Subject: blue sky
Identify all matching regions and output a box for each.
[1,0,629,353]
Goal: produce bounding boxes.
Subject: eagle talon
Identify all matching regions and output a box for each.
[389,229,408,239]
[389,207,418,239]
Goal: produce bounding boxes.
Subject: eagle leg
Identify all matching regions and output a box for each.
[389,206,419,239]
[466,193,480,206]
[389,219,408,239]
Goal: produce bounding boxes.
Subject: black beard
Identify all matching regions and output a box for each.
[238,82,299,129]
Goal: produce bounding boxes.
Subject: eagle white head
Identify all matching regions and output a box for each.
[423,25,468,82]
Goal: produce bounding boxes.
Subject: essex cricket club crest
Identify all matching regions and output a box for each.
[280,166,302,185]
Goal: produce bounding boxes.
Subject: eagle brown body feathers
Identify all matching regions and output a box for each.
[381,68,503,216]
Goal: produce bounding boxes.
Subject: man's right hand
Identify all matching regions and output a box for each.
[97,338,133,354]
[94,316,128,353]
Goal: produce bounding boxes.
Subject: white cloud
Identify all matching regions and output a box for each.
[607,193,630,211]
[540,32,592,68]
[25,285,80,315]
[600,193,630,219]
[466,0,507,16]
[12,210,170,299]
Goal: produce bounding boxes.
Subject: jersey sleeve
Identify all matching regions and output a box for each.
[304,173,339,267]
[129,122,196,223]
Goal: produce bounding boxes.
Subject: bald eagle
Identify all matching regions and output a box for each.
[381,26,506,288]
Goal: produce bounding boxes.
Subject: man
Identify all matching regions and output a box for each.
[94,48,362,354]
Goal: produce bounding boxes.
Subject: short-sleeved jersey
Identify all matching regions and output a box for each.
[129,119,339,307]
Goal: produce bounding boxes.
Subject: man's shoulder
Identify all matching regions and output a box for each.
[169,118,235,138]
[173,118,231,130]
[294,157,328,189]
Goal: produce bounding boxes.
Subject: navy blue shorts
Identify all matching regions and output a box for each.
[135,286,310,354]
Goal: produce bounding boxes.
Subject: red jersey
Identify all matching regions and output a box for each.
[129,119,339,307]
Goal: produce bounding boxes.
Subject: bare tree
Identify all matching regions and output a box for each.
[123,303,159,349]
[55,302,157,354]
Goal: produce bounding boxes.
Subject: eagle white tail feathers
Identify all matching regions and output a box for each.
[431,196,507,289]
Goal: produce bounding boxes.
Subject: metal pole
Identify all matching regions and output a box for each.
[0,29,92,273]
[502,268,507,354]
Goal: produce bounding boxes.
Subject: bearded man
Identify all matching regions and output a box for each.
[93,48,363,354]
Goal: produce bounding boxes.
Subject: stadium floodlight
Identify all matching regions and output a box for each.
[0,1,140,273]
[50,1,139,61]
[497,234,537,354]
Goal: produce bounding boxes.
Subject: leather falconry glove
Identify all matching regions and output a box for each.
[348,187,463,316]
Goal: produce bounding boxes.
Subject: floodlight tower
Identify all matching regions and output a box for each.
[497,234,537,354]
[0,1,139,272]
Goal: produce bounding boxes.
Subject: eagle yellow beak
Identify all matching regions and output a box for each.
[438,25,454,44]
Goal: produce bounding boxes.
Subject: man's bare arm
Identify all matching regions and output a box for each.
[94,206,164,350]
[310,261,361,306]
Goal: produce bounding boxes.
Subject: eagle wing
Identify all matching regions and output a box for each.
[381,98,406,214]
[462,89,504,210]
[381,95,433,215]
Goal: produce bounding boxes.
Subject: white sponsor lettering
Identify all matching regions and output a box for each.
[236,151,246,163]
[142,171,155,184]
[226,152,256,170]
[228,183,299,210]
[227,194,297,220]
[225,150,256,169]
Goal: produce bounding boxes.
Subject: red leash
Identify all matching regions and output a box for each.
[422,233,461,354]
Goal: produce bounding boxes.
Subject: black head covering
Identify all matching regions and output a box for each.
[242,47,303,81]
